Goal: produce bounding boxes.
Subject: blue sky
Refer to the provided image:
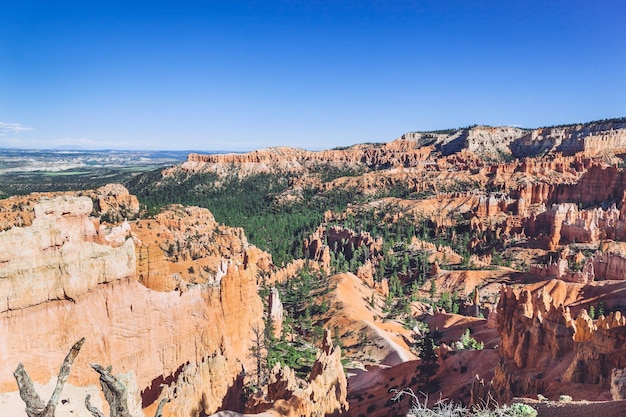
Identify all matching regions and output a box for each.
[1,1,625,151]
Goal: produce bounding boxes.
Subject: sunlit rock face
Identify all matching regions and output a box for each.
[494,280,626,401]
[0,191,268,417]
[0,195,136,312]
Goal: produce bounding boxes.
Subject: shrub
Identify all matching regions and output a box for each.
[391,389,538,417]
[458,329,484,350]
[503,403,538,417]
[391,389,466,417]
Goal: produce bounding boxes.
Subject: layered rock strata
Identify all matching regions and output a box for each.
[510,120,626,157]
[183,122,626,180]
[0,195,135,312]
[0,189,268,417]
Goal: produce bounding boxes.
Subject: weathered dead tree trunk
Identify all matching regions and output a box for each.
[15,337,168,417]
[153,397,170,417]
[85,394,106,417]
[13,338,85,417]
[86,364,169,417]
[89,365,132,417]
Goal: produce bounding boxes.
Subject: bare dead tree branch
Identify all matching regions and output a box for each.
[154,398,170,417]
[14,363,45,417]
[89,364,132,417]
[14,336,167,417]
[87,364,169,417]
[85,394,106,417]
[14,337,85,417]
[49,338,85,410]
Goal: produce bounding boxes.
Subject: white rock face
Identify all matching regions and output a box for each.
[510,121,626,157]
[0,195,135,312]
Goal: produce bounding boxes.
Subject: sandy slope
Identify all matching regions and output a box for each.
[325,272,417,366]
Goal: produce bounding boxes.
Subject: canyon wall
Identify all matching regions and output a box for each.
[182,140,434,177]
[0,195,135,312]
[511,120,626,157]
[495,279,626,400]
[0,188,267,417]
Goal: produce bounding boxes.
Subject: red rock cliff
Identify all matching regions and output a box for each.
[495,279,626,400]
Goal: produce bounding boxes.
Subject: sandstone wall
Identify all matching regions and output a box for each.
[0,195,135,312]
[593,252,626,281]
[510,121,626,157]
[495,279,626,399]
[0,267,262,415]
[522,198,626,251]
[0,193,266,417]
[550,165,626,207]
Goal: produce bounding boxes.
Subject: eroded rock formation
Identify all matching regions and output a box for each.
[242,329,348,417]
[0,195,135,312]
[6,119,626,415]
[0,189,269,417]
[510,120,626,157]
[494,279,626,400]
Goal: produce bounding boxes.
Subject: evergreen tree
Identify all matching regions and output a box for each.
[429,279,437,302]
[389,272,403,297]
[416,334,439,384]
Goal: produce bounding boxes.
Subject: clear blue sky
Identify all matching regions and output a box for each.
[1,1,625,151]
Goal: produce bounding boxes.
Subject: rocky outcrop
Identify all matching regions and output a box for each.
[133,204,272,291]
[92,183,141,223]
[548,165,626,208]
[475,193,515,217]
[488,363,545,404]
[0,184,140,236]
[0,195,135,312]
[1,265,264,414]
[510,120,626,157]
[524,199,626,250]
[529,257,595,284]
[593,252,626,281]
[243,329,348,417]
[356,260,376,287]
[156,352,242,417]
[182,126,530,177]
[401,126,527,157]
[526,250,626,286]
[303,225,382,267]
[268,287,284,339]
[181,141,432,178]
[611,368,626,400]
[495,280,626,400]
[563,310,626,385]
[0,191,268,417]
[183,123,626,176]
[497,282,575,369]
